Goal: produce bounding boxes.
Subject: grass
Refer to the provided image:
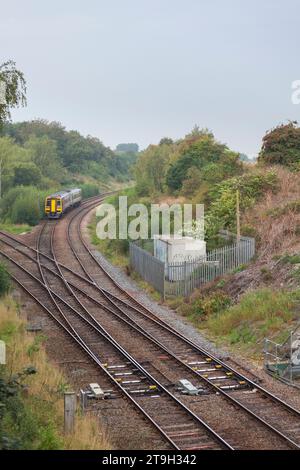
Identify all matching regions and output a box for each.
[280,254,300,265]
[0,223,32,235]
[202,288,300,349]
[130,271,162,302]
[88,214,129,267]
[0,296,110,450]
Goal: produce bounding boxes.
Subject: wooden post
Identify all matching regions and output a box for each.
[80,389,88,413]
[64,392,76,434]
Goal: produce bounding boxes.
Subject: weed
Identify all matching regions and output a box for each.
[281,254,300,264]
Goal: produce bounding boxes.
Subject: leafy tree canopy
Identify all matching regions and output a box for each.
[258,121,300,167]
[166,134,241,191]
[14,162,42,186]
[116,143,139,153]
[0,61,26,125]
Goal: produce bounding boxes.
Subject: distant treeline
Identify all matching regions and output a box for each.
[0,119,136,225]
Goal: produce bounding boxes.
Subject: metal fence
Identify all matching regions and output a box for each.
[264,326,300,388]
[130,235,255,298]
[129,242,165,295]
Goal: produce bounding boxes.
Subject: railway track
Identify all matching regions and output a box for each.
[0,199,231,450]
[1,194,300,449]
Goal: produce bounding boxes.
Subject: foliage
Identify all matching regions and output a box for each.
[239,153,251,162]
[0,186,49,226]
[116,143,139,153]
[178,291,231,321]
[205,170,278,237]
[0,223,31,235]
[79,183,99,199]
[14,162,42,186]
[135,143,173,195]
[1,119,134,191]
[0,61,26,125]
[0,263,10,296]
[204,288,300,345]
[280,254,300,264]
[24,135,64,182]
[166,134,239,191]
[258,121,300,167]
[0,296,110,450]
[134,127,243,198]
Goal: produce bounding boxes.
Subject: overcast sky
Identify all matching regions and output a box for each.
[1,0,300,155]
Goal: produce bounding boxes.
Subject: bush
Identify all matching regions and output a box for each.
[205,170,278,238]
[258,122,300,167]
[205,288,300,344]
[0,263,10,296]
[0,186,46,226]
[11,197,40,226]
[79,183,100,199]
[179,291,231,321]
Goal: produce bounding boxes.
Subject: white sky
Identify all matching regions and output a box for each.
[1,0,300,155]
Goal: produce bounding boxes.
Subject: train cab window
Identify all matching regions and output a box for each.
[57,200,61,207]
[46,200,51,207]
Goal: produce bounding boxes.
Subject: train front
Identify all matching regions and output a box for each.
[45,195,62,218]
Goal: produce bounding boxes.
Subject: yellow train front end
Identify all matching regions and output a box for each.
[45,196,62,219]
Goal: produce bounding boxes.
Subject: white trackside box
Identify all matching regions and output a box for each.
[89,383,105,398]
[154,235,206,281]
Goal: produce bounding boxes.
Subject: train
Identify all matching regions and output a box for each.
[45,188,82,219]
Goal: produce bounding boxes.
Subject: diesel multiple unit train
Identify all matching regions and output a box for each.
[45,188,82,218]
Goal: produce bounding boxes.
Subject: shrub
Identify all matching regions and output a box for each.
[205,288,300,343]
[0,186,52,226]
[0,263,10,296]
[205,170,278,237]
[79,183,99,199]
[280,254,300,265]
[11,198,40,226]
[179,291,231,320]
[258,122,300,167]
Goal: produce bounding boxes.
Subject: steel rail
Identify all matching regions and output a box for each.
[2,229,299,449]
[2,211,300,418]
[0,233,232,450]
[68,203,300,416]
[1,195,300,447]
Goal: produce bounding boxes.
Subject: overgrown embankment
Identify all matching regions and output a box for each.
[0,293,110,449]
[89,124,300,359]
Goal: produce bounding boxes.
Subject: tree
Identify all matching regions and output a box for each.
[0,136,31,197]
[239,153,250,162]
[116,143,139,153]
[181,167,203,196]
[0,61,26,126]
[135,143,172,195]
[159,137,173,146]
[258,121,300,166]
[24,135,63,180]
[14,163,42,186]
[166,135,228,191]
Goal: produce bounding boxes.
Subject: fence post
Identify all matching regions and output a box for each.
[80,389,88,413]
[64,392,76,434]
